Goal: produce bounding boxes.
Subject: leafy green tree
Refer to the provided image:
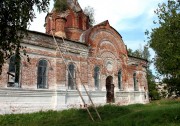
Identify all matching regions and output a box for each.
[147,69,160,100]
[54,0,68,12]
[145,0,180,96]
[83,6,95,26]
[0,0,50,74]
[128,45,150,60]
[128,48,142,58]
[143,45,151,60]
[127,48,133,56]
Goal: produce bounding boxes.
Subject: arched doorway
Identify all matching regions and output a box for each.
[106,76,115,103]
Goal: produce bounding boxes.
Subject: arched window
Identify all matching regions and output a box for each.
[68,63,75,90]
[94,66,100,90]
[9,55,16,73]
[118,70,122,90]
[8,55,21,87]
[133,72,138,91]
[37,59,48,88]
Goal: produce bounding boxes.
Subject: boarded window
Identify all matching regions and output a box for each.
[94,66,100,89]
[118,70,122,90]
[68,63,75,90]
[37,60,48,88]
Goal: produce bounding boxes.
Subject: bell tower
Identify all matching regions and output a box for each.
[45,0,90,41]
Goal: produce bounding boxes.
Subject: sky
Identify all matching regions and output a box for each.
[29,0,165,74]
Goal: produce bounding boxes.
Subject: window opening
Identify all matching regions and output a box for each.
[37,59,48,88]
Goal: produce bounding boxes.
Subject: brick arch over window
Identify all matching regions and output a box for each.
[37,59,48,89]
[68,63,76,90]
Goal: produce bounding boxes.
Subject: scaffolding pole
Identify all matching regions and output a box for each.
[51,32,95,121]
[61,37,102,121]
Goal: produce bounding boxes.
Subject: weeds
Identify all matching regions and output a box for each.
[0,100,180,126]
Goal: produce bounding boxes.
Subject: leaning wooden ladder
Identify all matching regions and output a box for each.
[51,32,102,121]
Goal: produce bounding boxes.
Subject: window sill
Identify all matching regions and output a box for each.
[37,88,49,90]
[118,88,123,91]
[6,87,21,89]
[67,89,77,91]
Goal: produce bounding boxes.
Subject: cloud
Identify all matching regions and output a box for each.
[29,0,165,53]
[29,0,166,74]
[29,0,165,32]
[78,0,165,30]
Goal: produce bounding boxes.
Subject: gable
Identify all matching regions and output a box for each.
[80,20,128,58]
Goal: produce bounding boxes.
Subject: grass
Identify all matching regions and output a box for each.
[0,99,180,126]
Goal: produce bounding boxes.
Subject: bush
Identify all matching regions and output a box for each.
[54,0,68,12]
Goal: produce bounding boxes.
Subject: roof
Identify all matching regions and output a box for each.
[80,20,123,43]
[26,30,88,46]
[128,55,148,62]
[50,0,82,13]
[67,0,82,12]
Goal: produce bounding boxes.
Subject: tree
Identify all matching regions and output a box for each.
[127,45,150,60]
[145,0,180,96]
[0,0,50,74]
[143,45,151,60]
[83,6,95,26]
[127,48,142,58]
[147,69,160,100]
[127,48,133,56]
[54,0,68,12]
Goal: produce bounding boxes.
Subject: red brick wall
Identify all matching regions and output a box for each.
[45,8,90,41]
[0,16,148,94]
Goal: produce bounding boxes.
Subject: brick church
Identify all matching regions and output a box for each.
[0,0,149,114]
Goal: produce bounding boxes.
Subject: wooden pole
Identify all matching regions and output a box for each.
[61,38,102,121]
[51,31,94,121]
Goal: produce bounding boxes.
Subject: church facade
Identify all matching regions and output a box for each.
[0,0,149,114]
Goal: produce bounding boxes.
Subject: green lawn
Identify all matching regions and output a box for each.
[0,99,180,126]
